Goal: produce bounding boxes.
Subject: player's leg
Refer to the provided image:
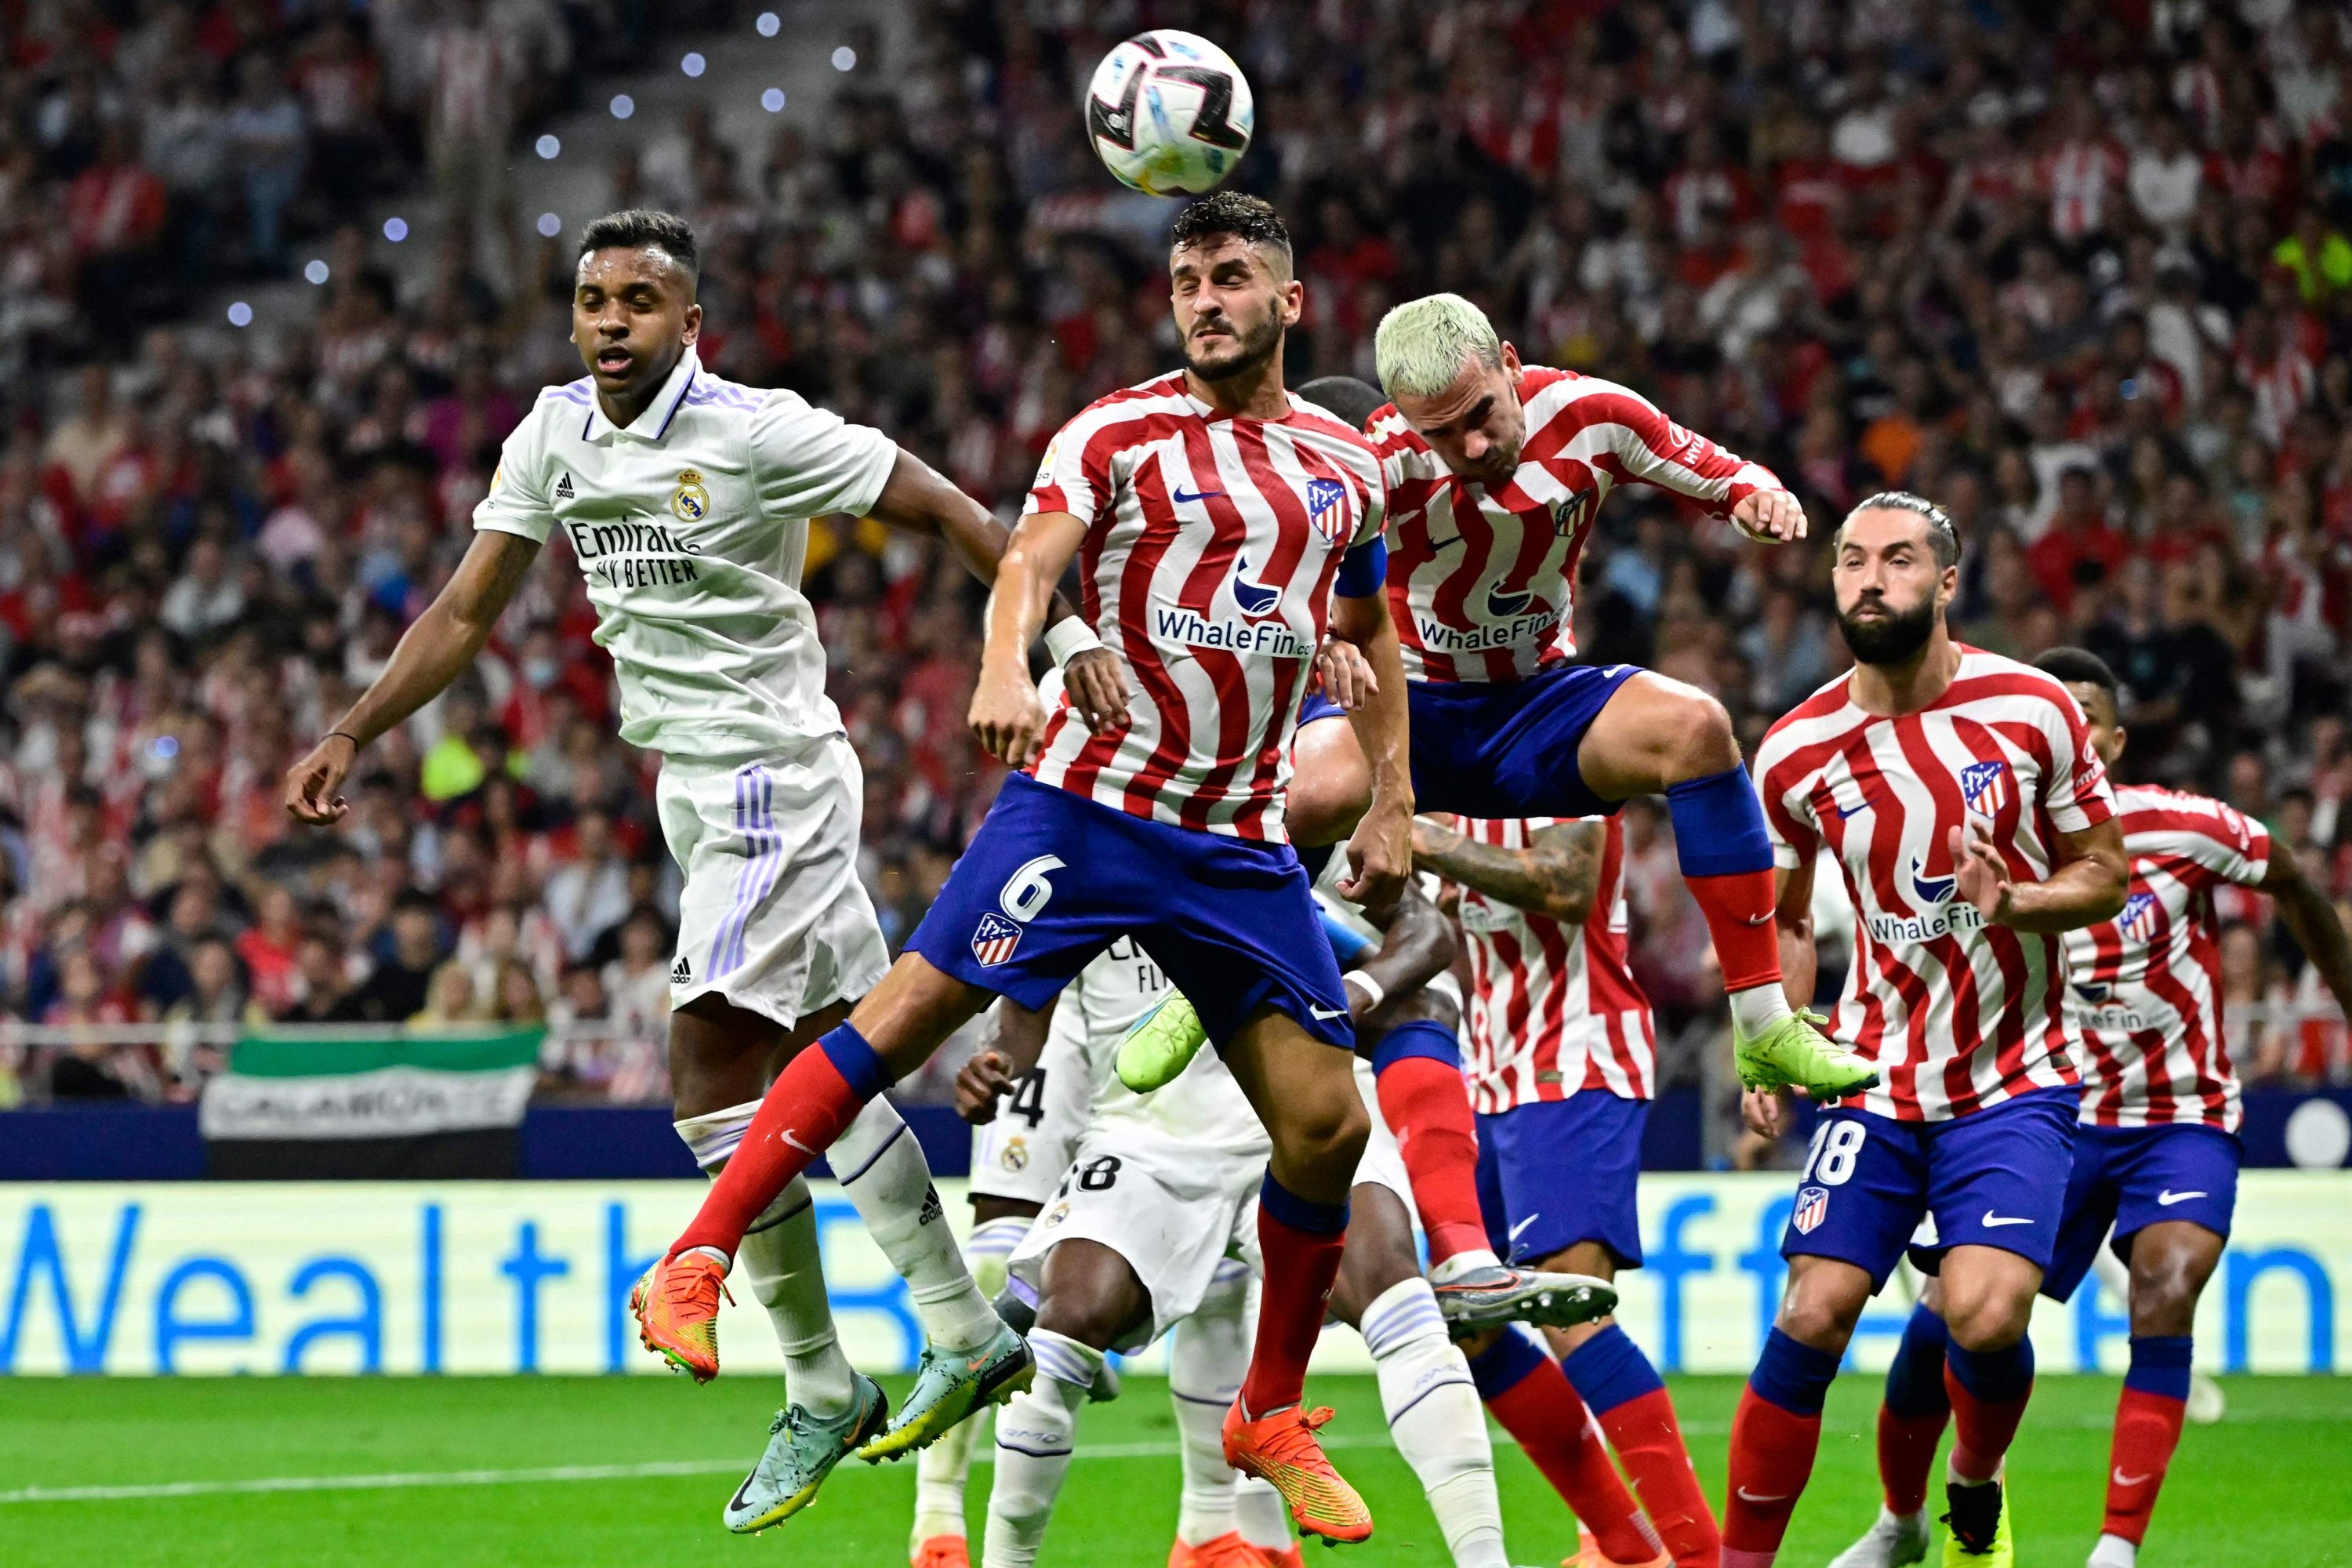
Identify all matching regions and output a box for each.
[1168,1262,1294,1567]
[1327,1182,1511,1568]
[1573,670,1875,1098]
[1828,1277,1949,1568]
[913,1195,1039,1567]
[1285,699,1371,872]
[982,1237,1155,1568]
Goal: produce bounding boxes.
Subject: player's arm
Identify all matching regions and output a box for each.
[1743,855,1821,1139]
[970,508,1091,766]
[863,448,1127,735]
[1595,380,1806,543]
[953,993,1061,1125]
[1334,887,1457,1029]
[1951,815,2129,931]
[1410,818,1602,924]
[283,528,539,824]
[2262,850,2352,1022]
[1328,584,1412,913]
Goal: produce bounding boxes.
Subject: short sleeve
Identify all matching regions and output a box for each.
[2189,800,2273,890]
[473,412,555,544]
[748,390,897,521]
[2040,687,2118,834]
[1756,757,1818,873]
[1024,417,1114,530]
[1573,376,1784,523]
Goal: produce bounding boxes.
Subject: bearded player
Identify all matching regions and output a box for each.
[631,191,1413,1544]
[1827,646,2352,1568]
[281,209,1130,1534]
[1726,493,2129,1568]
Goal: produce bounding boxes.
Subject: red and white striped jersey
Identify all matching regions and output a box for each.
[1367,366,1784,683]
[1754,648,2118,1122]
[1024,373,1385,840]
[2067,786,2270,1132]
[1456,815,1656,1113]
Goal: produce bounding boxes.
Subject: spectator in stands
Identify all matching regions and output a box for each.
[335,891,443,1024]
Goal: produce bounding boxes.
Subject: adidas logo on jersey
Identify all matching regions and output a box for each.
[554,472,575,500]
[670,955,691,985]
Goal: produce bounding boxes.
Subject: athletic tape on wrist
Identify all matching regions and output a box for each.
[1044,619,1104,667]
[1342,970,1386,1014]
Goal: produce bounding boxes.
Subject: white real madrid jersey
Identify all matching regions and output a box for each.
[474,350,897,760]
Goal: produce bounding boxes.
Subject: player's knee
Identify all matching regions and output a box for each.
[1284,1087,1371,1174]
[1661,686,1740,781]
[1776,1294,1860,1354]
[1939,1281,2033,1352]
[2129,1250,2209,1334]
[1033,1295,1131,1355]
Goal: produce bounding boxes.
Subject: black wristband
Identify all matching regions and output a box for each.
[326,731,361,747]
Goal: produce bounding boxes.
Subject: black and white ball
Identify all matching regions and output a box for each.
[1085,31,1254,197]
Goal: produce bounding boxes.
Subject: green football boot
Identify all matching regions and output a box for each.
[722,1374,890,1534]
[857,1318,1034,1463]
[1734,1009,1880,1098]
[1115,991,1210,1093]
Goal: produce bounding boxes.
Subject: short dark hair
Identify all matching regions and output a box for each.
[1170,191,1291,270]
[1842,490,1960,568]
[577,209,699,286]
[1297,375,1387,430]
[2033,645,2121,701]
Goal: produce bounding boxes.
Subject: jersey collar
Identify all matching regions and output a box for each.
[583,349,699,444]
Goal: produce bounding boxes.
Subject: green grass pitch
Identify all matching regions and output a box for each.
[3,1374,2347,1566]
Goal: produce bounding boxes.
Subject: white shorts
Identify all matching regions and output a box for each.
[1352,1056,1417,1217]
[1010,1121,1265,1352]
[655,739,890,1029]
[970,1015,1098,1207]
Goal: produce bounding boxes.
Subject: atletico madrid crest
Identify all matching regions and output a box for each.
[1305,477,1348,541]
[2118,890,2158,941]
[1959,759,2010,818]
[1792,1185,1830,1236]
[971,912,1023,967]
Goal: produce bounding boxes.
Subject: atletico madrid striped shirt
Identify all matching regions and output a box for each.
[1754,648,2118,1122]
[1456,815,1656,1113]
[2067,786,2270,1132]
[1023,373,1386,840]
[1367,365,1786,683]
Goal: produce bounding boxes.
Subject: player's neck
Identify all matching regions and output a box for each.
[1848,628,1961,717]
[1184,362,1290,421]
[595,349,688,431]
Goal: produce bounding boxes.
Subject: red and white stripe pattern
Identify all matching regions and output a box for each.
[1367,367,1784,683]
[2041,140,2128,239]
[1456,815,1656,1113]
[1024,373,1385,840]
[2067,786,2270,1132]
[1754,648,2118,1122]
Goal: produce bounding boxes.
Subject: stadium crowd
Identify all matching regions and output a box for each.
[3,0,2352,1127]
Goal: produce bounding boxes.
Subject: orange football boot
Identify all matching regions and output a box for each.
[910,1536,970,1568]
[629,1249,731,1382]
[1220,1403,1372,1546]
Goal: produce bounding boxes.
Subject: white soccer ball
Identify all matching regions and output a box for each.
[1085,31,1254,197]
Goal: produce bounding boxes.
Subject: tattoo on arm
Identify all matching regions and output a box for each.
[1415,820,1603,924]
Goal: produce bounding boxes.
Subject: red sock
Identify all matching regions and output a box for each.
[1481,1355,1662,1566]
[1722,1387,1822,1566]
[1942,1359,2033,1483]
[1877,1406,1949,1516]
[1240,1184,1348,1417]
[1595,1387,1720,1567]
[1372,1054,1488,1265]
[1684,869,1782,994]
[2103,1386,2187,1545]
[670,1033,879,1261]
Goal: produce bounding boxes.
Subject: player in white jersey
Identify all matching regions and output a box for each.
[281,210,1125,1531]
[1831,647,2352,1568]
[1726,494,2129,1568]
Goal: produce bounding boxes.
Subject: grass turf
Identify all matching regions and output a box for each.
[2,1374,2347,1566]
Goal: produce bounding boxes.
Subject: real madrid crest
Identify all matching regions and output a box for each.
[670,468,711,524]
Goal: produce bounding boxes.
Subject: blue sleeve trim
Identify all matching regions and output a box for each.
[1335,535,1388,598]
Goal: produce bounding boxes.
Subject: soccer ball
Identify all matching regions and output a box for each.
[1085,31,1254,197]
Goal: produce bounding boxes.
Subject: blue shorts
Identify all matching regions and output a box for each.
[1407,663,1641,819]
[1781,1087,2078,1290]
[1475,1093,1649,1269]
[2041,1123,2240,1303]
[1298,691,1347,728]
[906,773,1353,1051]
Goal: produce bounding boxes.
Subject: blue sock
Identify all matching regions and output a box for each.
[1945,1335,2035,1403]
[1465,1326,1548,1401]
[1559,1323,1666,1416]
[1664,764,1773,877]
[1886,1303,1953,1419]
[817,1022,893,1098]
[1258,1170,1348,1234]
[1368,1018,1460,1074]
[1749,1326,1842,1415]
[2124,1334,2193,1402]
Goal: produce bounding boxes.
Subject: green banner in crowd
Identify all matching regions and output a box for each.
[198,1029,545,1175]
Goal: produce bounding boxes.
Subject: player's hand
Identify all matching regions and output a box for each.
[284,733,359,826]
[971,659,1051,768]
[1950,820,2016,923]
[1742,1085,1790,1138]
[1060,645,1132,737]
[955,1049,1017,1125]
[1339,799,1412,915]
[1312,633,1377,712]
[1731,489,1807,543]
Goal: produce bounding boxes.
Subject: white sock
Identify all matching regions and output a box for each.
[1169,1261,1252,1546]
[1729,982,1794,1036]
[832,1095,1002,1352]
[913,1215,1033,1546]
[1361,1278,1508,1568]
[1235,1479,1293,1552]
[677,1102,855,1419]
[1426,1248,1504,1285]
[2088,1532,2138,1568]
[1947,1453,2003,1489]
[982,1330,1100,1568]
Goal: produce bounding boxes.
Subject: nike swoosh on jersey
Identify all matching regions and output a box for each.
[2156,1189,2208,1206]
[1424,531,1464,550]
[1980,1211,2034,1228]
[1171,487,1225,503]
[1835,797,1872,818]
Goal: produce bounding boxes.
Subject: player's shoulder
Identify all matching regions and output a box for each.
[519,376,595,431]
[1282,390,1383,457]
[1758,671,1861,761]
[677,367,776,423]
[2118,783,2261,844]
[1945,645,2084,718]
[1058,371,1197,444]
